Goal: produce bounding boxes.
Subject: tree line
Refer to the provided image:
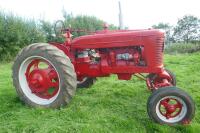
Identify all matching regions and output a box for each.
[0,11,199,61]
[0,12,45,61]
[152,15,200,44]
[0,11,117,61]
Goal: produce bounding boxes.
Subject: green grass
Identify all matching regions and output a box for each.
[0,53,200,133]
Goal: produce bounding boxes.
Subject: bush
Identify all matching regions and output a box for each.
[64,14,106,37]
[0,11,118,62]
[40,13,118,42]
[165,43,200,54]
[0,11,45,61]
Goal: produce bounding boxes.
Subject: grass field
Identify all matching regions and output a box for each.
[0,53,200,133]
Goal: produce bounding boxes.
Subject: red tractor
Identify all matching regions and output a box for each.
[12,21,195,125]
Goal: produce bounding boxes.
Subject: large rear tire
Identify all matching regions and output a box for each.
[12,43,77,108]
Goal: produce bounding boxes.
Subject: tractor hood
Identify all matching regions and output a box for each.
[71,29,164,49]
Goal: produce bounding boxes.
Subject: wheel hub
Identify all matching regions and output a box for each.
[166,105,176,114]
[28,69,49,93]
[159,98,182,119]
[25,59,59,99]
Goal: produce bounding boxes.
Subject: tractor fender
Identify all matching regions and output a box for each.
[49,42,71,58]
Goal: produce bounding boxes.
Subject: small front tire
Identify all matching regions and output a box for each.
[147,86,195,125]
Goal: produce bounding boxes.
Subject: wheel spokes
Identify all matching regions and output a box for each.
[49,81,59,88]
[174,102,182,109]
[26,59,60,99]
[160,98,183,119]
[33,59,40,69]
[160,98,170,107]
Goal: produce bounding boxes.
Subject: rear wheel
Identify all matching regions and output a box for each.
[12,43,77,108]
[77,77,96,88]
[147,86,195,125]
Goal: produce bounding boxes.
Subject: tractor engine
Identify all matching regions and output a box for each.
[106,46,145,67]
[76,46,145,65]
[77,49,100,62]
[75,46,145,80]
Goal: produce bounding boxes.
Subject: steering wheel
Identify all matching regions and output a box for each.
[54,20,97,37]
[54,20,66,36]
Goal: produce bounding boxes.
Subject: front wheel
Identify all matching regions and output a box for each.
[147,86,195,125]
[12,43,77,108]
[77,77,96,89]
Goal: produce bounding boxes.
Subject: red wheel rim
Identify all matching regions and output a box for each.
[158,97,183,119]
[155,96,187,123]
[25,59,59,99]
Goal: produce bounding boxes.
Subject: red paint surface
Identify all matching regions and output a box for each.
[49,27,173,90]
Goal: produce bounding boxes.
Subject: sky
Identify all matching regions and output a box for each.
[0,0,199,29]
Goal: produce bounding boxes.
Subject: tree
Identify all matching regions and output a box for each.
[63,11,118,38]
[152,23,173,44]
[41,12,118,42]
[173,15,200,43]
[40,20,64,42]
[0,12,45,61]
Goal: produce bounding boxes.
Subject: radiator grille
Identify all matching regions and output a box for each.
[154,36,164,65]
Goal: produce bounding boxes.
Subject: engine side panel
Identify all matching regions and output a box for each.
[50,30,165,80]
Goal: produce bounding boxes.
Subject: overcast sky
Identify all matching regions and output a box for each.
[0,0,199,29]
